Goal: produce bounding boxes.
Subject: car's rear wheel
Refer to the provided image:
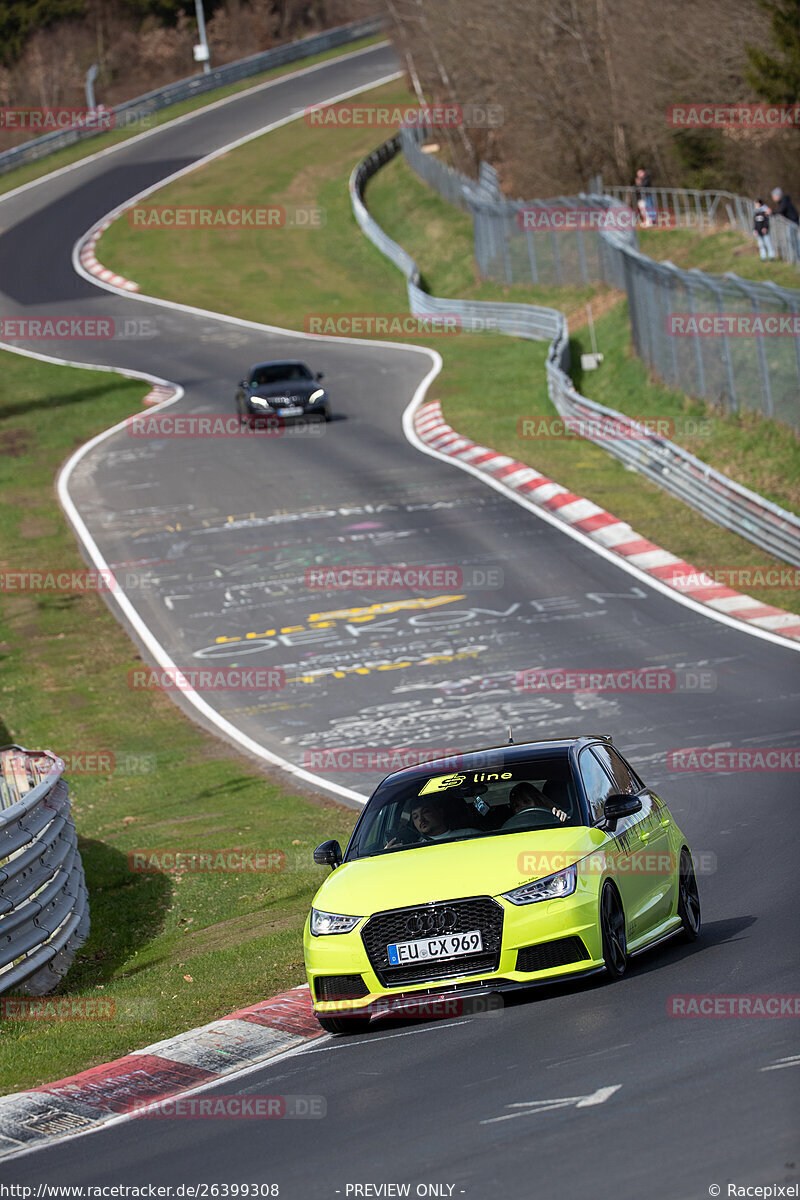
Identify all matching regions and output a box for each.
[677,848,701,941]
[316,1014,372,1035]
[600,882,627,979]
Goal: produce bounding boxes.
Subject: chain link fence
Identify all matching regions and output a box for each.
[401,128,800,433]
[0,17,385,179]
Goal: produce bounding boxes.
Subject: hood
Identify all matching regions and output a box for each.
[313,826,608,915]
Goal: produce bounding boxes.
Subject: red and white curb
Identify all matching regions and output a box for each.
[141,383,179,405]
[79,218,140,292]
[0,985,322,1158]
[414,400,800,643]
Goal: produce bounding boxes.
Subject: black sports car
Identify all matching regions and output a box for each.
[236,360,331,423]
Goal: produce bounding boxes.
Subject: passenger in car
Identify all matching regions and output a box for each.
[504,781,568,825]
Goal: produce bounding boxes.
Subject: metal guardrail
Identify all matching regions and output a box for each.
[0,16,386,178]
[0,747,90,996]
[400,129,800,432]
[351,136,800,569]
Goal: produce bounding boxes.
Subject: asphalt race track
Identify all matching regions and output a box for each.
[0,41,798,1198]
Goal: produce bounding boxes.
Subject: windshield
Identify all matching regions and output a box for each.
[250,363,312,385]
[346,755,582,861]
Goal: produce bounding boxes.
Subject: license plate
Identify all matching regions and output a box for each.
[387,930,483,965]
[278,406,304,417]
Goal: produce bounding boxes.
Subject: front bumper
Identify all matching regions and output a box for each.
[304,888,606,1020]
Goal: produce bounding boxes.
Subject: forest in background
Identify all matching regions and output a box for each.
[2,0,799,202]
[387,0,800,202]
[0,0,380,137]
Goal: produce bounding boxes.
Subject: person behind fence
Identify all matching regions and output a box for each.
[771,187,800,260]
[753,199,776,261]
[771,187,799,225]
[634,167,657,227]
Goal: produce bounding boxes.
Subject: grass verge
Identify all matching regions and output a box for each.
[0,352,356,1095]
[98,81,800,616]
[639,226,800,290]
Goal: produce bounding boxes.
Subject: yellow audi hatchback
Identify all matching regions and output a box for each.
[304,736,700,1033]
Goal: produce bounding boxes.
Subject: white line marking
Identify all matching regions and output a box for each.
[481,1084,621,1124]
[761,1054,800,1071]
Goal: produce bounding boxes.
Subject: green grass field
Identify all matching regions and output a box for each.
[639,226,800,289]
[0,338,355,1097]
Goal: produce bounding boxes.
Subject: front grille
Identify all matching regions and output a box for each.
[515,936,589,973]
[314,974,369,1002]
[362,897,504,987]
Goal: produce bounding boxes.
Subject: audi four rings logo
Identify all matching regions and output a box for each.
[404,908,458,936]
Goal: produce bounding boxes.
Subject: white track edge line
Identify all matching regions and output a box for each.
[403,406,800,654]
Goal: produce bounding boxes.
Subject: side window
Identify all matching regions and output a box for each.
[578,749,617,823]
[593,745,641,795]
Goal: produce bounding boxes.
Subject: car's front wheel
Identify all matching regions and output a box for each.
[316,1014,372,1035]
[600,882,627,979]
[677,848,701,941]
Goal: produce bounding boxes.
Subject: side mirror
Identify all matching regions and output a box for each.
[602,793,642,832]
[315,371,324,380]
[313,839,342,869]
[238,380,248,388]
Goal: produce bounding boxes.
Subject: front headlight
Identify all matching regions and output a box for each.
[308,388,326,403]
[310,908,362,936]
[502,864,577,905]
[247,396,269,408]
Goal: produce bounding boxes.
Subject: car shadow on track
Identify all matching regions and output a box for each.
[332,916,758,1038]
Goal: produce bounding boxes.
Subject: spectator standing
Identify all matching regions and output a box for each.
[634,167,657,227]
[771,187,800,261]
[753,199,776,260]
